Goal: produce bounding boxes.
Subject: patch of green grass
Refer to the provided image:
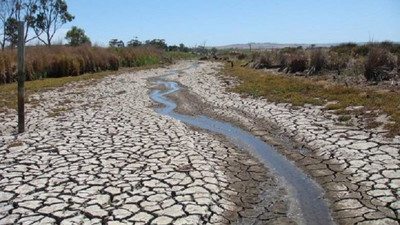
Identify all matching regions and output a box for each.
[224,64,400,137]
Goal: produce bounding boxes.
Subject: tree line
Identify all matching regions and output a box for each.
[0,0,73,50]
[108,38,190,52]
[64,29,192,52]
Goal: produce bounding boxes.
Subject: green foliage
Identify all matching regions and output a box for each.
[34,0,74,45]
[145,39,168,50]
[4,18,18,47]
[109,39,124,48]
[127,38,142,47]
[65,26,91,46]
[179,43,190,52]
[0,0,74,47]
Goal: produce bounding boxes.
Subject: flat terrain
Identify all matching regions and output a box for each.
[0,61,399,225]
[0,63,294,224]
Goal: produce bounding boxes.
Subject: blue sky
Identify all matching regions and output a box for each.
[57,0,400,47]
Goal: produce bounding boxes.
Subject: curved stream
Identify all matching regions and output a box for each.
[149,67,333,225]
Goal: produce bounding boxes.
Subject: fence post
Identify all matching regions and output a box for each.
[17,21,25,133]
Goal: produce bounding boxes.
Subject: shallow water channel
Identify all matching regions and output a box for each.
[149,67,333,225]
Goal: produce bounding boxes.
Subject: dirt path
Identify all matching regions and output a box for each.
[0,62,296,224]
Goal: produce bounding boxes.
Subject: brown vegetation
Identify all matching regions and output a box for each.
[0,46,166,84]
[229,42,399,82]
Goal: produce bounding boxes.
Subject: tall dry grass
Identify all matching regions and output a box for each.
[241,42,399,78]
[0,46,165,84]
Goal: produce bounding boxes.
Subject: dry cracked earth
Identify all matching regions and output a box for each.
[0,61,399,225]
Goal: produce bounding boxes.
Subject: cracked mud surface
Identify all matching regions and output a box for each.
[170,61,400,225]
[0,63,296,224]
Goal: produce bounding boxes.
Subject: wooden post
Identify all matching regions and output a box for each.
[17,21,25,133]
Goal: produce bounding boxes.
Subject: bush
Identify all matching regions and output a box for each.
[364,47,397,81]
[288,51,308,73]
[237,53,247,60]
[310,49,327,72]
[252,52,272,69]
[353,45,370,56]
[331,43,357,55]
[327,52,349,71]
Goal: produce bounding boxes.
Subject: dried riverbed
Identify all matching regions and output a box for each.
[149,66,332,225]
[0,61,399,225]
[0,62,295,224]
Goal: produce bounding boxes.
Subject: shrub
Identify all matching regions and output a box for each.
[327,52,349,72]
[310,49,327,72]
[252,52,272,69]
[237,53,247,60]
[251,52,261,62]
[346,58,364,76]
[353,44,370,56]
[364,47,397,81]
[288,51,308,73]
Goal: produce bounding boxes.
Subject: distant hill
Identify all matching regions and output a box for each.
[215,42,366,50]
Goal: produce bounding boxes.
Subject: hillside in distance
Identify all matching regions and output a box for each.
[215,42,360,49]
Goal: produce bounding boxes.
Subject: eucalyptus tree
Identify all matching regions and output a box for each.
[34,0,74,46]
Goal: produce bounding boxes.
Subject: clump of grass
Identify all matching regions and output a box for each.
[225,64,400,137]
[287,51,308,73]
[310,49,327,72]
[364,47,397,81]
[325,103,342,110]
[47,107,71,117]
[366,121,383,129]
[337,115,352,122]
[8,141,23,148]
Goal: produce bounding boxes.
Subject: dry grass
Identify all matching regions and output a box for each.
[0,46,169,84]
[47,107,71,117]
[8,141,23,148]
[224,63,400,137]
[229,42,399,79]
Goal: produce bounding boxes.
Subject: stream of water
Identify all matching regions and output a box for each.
[149,67,333,225]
